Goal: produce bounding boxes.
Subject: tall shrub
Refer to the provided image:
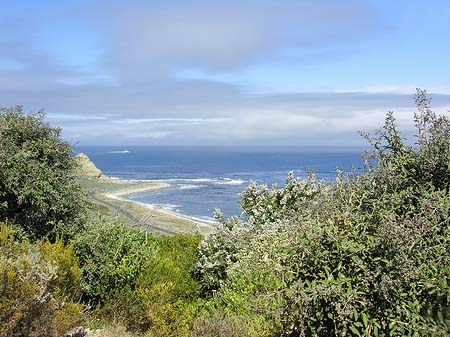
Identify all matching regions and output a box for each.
[0,106,86,240]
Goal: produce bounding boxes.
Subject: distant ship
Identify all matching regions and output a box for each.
[109,150,131,154]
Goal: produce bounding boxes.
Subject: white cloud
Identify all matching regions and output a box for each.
[2,1,450,146]
[336,86,450,95]
[113,117,231,125]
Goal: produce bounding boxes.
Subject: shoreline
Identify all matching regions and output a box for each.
[76,152,215,234]
[103,177,216,227]
[105,180,171,196]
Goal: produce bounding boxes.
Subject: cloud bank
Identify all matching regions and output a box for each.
[1,0,450,145]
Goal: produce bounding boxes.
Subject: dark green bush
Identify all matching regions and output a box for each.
[0,106,86,240]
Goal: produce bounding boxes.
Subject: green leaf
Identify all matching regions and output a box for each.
[349,325,360,336]
[361,312,368,327]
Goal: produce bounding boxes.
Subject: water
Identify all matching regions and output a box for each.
[76,146,366,220]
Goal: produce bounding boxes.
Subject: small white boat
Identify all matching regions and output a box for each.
[109,149,130,154]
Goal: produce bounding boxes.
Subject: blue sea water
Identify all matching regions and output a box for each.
[76,146,366,220]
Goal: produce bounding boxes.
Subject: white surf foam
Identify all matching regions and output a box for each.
[178,184,206,190]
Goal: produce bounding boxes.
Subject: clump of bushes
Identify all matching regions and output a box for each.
[0,222,84,337]
[74,221,156,303]
[75,220,203,334]
[195,89,450,336]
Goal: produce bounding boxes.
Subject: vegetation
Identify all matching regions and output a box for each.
[194,89,450,336]
[75,223,202,335]
[0,106,86,240]
[0,222,84,337]
[0,89,449,336]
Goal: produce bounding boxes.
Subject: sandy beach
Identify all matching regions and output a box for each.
[105,180,170,196]
[104,179,216,226]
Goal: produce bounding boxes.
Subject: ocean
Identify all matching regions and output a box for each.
[76,146,366,221]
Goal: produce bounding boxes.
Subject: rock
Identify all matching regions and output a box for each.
[75,153,104,179]
[64,326,91,337]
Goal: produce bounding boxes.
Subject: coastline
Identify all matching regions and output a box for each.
[105,180,171,196]
[104,181,216,227]
[76,152,215,235]
[105,189,215,226]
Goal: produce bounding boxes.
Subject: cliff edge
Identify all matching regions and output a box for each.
[75,153,106,179]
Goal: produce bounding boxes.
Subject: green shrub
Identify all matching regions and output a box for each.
[195,89,450,336]
[75,220,203,334]
[138,233,202,335]
[0,222,84,337]
[143,234,201,296]
[74,220,156,302]
[0,106,87,240]
[191,314,266,337]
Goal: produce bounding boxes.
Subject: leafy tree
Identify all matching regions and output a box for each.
[0,106,86,240]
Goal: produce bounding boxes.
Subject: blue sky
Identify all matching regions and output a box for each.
[1,0,450,145]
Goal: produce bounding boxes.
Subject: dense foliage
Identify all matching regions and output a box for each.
[74,221,156,302]
[0,106,86,240]
[75,220,202,334]
[0,222,84,337]
[195,89,450,336]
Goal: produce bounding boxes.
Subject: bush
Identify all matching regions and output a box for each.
[191,314,270,337]
[139,233,202,335]
[0,106,86,240]
[75,220,203,334]
[0,222,84,337]
[195,89,450,336]
[74,221,156,302]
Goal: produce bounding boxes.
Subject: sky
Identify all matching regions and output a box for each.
[1,0,450,146]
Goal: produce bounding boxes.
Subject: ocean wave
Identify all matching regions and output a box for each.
[153,203,180,211]
[191,178,216,182]
[107,176,157,182]
[161,178,203,183]
[162,177,246,185]
[127,179,158,182]
[178,184,206,190]
[214,178,246,185]
[191,215,216,223]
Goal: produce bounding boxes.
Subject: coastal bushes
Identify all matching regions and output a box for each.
[74,220,203,334]
[74,221,156,303]
[0,106,87,240]
[1,90,449,336]
[0,222,84,337]
[5,214,203,337]
[194,89,450,336]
